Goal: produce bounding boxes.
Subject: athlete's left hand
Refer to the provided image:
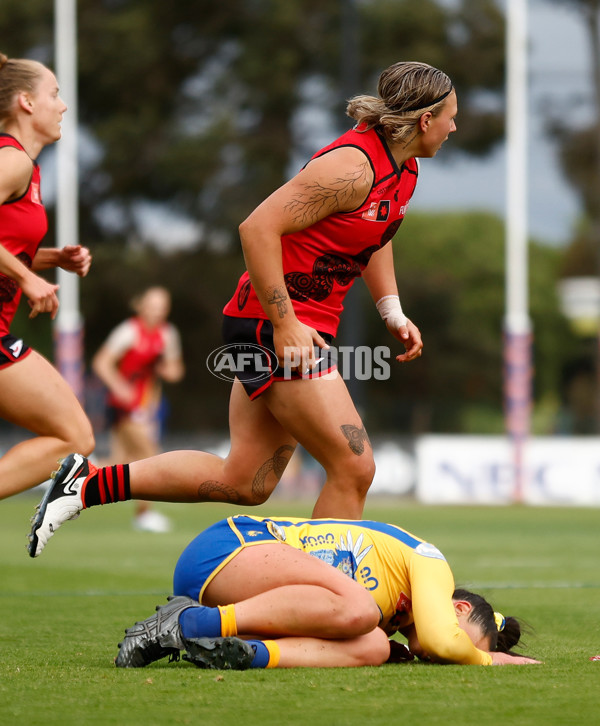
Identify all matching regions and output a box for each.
[58,245,92,277]
[386,318,423,362]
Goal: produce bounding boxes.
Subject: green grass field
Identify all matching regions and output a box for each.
[1,493,599,726]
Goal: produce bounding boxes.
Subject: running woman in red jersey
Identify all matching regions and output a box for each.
[92,286,184,533]
[0,53,94,500]
[29,61,457,557]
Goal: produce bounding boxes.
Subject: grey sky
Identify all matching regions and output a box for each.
[412,0,592,247]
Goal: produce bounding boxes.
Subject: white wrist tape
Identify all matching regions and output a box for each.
[375,295,408,329]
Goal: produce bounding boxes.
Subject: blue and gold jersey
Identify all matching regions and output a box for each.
[258,516,442,630]
[173,515,493,665]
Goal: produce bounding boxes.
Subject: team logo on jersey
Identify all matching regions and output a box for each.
[362,200,390,222]
[30,183,42,205]
[395,592,412,613]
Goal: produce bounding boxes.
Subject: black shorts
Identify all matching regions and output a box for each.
[0,333,32,370]
[219,316,336,400]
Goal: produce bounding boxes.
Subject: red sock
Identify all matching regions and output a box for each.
[82,464,131,508]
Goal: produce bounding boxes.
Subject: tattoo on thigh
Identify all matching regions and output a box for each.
[340,424,371,456]
[196,480,241,503]
[253,444,295,500]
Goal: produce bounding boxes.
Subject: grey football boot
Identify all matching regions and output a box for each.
[182,636,256,670]
[115,595,201,668]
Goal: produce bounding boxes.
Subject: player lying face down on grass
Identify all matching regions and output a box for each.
[115,515,541,669]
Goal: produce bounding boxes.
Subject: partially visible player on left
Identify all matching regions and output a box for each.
[0,52,94,499]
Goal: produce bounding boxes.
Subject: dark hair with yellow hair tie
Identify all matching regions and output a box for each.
[453,589,528,655]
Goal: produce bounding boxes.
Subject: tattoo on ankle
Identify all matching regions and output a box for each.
[341,424,371,456]
[253,444,295,500]
[197,480,241,503]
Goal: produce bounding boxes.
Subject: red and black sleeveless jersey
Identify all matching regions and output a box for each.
[0,134,48,334]
[107,317,171,412]
[223,125,418,336]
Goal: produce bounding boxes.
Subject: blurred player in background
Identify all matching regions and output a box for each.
[29,60,457,556]
[0,53,94,500]
[114,514,541,669]
[92,286,184,532]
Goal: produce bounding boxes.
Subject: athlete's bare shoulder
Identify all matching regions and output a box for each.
[0,146,34,203]
[284,146,374,225]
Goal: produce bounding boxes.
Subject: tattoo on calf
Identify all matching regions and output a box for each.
[253,444,295,500]
[341,424,371,456]
[267,286,288,319]
[197,480,241,503]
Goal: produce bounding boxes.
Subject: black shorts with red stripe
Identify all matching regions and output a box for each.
[0,333,32,370]
[220,315,336,400]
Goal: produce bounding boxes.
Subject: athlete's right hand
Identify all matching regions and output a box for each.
[490,652,542,665]
[109,378,138,408]
[23,272,60,320]
[273,320,329,374]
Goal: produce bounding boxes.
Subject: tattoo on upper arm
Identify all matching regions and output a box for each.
[253,444,295,500]
[267,286,288,319]
[341,424,371,456]
[284,161,371,226]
